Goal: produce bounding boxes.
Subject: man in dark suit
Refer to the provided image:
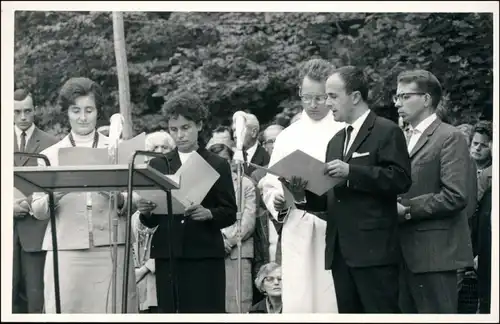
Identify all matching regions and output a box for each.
[395,69,474,313]
[232,112,270,176]
[13,89,58,313]
[323,66,412,313]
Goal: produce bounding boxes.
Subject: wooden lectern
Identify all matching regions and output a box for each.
[14,153,179,314]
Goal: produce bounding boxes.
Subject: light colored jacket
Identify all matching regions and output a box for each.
[31,132,129,250]
[221,173,257,259]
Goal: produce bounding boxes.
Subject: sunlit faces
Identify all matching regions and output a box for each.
[325,73,357,123]
[262,267,282,297]
[167,115,202,153]
[470,132,492,162]
[14,95,35,131]
[68,94,98,136]
[300,76,330,121]
[394,82,430,127]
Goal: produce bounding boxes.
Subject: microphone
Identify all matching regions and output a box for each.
[108,113,124,143]
[232,111,247,163]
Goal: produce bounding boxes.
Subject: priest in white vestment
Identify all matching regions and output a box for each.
[259,59,344,313]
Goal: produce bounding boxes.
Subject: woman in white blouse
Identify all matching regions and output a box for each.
[31,77,138,313]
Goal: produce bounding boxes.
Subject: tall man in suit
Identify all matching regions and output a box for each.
[395,70,474,313]
[232,112,270,176]
[13,89,58,313]
[324,66,412,313]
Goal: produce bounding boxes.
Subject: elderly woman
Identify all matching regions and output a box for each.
[132,131,176,313]
[249,262,282,313]
[206,137,257,313]
[31,77,138,313]
[137,92,237,313]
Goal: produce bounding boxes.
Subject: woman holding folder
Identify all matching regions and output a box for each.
[137,92,237,313]
[31,77,138,313]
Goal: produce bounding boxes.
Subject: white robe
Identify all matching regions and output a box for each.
[259,110,344,313]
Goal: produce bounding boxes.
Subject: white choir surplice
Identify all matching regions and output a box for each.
[259,110,344,313]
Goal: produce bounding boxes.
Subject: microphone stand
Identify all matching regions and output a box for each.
[110,140,119,314]
[233,150,244,313]
[14,152,61,314]
[122,150,175,313]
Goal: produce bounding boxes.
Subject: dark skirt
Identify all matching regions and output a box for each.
[155,258,225,313]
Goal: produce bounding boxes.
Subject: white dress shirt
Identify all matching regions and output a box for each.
[407,113,437,153]
[15,123,35,151]
[245,141,259,163]
[178,150,195,165]
[344,109,371,154]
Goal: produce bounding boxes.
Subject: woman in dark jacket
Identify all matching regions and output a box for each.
[137,92,237,313]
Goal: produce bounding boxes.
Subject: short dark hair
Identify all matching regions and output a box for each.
[213,125,232,134]
[331,66,369,102]
[397,70,442,109]
[472,120,493,142]
[162,92,208,125]
[58,77,104,116]
[207,143,234,160]
[298,58,336,85]
[14,88,32,102]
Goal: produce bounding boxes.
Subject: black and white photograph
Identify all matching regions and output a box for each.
[1,1,498,322]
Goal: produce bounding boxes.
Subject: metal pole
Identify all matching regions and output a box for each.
[14,152,61,313]
[236,161,244,313]
[111,140,119,313]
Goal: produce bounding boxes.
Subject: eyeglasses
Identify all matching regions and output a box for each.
[299,94,328,104]
[264,276,282,283]
[392,92,427,104]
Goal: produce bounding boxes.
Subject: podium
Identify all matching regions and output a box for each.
[14,157,179,314]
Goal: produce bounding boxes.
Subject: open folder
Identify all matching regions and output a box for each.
[136,151,220,215]
[252,149,343,196]
[58,132,147,166]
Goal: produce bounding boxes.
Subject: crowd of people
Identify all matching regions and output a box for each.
[12,58,492,315]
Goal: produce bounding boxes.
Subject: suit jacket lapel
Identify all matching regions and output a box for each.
[22,128,41,166]
[409,118,441,159]
[251,145,263,165]
[168,149,182,173]
[344,111,376,162]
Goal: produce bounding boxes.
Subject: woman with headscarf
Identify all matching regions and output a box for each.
[31,77,138,313]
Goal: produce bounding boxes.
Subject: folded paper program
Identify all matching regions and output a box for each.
[136,152,220,215]
[251,150,343,196]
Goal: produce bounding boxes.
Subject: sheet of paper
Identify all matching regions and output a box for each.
[58,147,109,166]
[117,132,147,165]
[14,187,28,200]
[135,188,187,215]
[135,153,220,215]
[174,151,220,205]
[269,149,342,196]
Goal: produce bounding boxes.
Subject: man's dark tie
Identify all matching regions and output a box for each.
[242,150,249,174]
[343,125,354,158]
[20,131,27,152]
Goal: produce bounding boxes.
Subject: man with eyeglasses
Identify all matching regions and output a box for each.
[259,58,344,313]
[395,69,474,313]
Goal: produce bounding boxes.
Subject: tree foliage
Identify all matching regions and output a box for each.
[14,12,493,138]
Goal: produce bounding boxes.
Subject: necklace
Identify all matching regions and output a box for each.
[68,131,99,148]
